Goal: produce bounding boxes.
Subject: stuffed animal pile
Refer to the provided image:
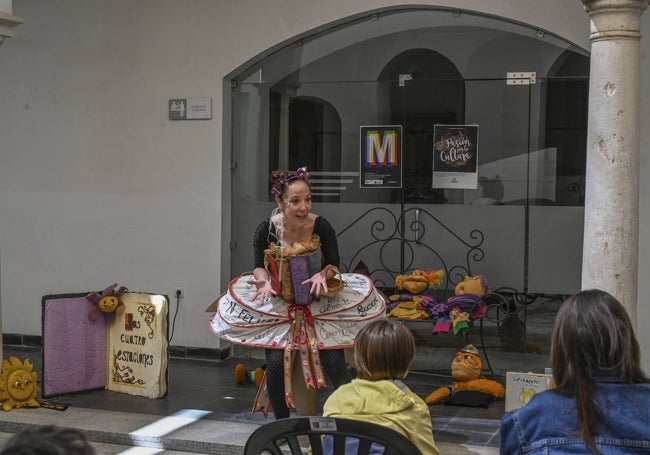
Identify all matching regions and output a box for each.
[424,344,505,406]
[386,272,491,337]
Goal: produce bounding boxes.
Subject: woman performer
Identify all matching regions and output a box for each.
[210,167,385,419]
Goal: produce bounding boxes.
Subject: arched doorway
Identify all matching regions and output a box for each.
[378,48,464,203]
[269,93,343,201]
[227,7,589,297]
[545,51,590,206]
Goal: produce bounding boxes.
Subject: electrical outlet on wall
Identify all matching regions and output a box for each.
[174,287,184,298]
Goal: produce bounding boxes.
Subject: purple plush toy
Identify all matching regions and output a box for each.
[86,283,128,323]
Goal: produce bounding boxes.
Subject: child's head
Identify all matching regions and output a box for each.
[1,425,95,454]
[354,319,415,380]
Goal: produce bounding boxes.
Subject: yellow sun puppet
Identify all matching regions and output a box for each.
[0,356,40,411]
[86,283,128,323]
[425,344,505,406]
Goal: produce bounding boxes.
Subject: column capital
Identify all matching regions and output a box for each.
[0,10,23,43]
[582,0,648,41]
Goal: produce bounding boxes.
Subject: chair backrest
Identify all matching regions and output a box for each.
[244,416,423,455]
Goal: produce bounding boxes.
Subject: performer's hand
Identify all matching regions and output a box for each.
[302,271,328,296]
[247,278,276,302]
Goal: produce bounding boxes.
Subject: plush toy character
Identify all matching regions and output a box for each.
[431,275,489,336]
[454,274,490,297]
[235,363,265,388]
[386,269,444,319]
[424,344,505,406]
[396,269,444,294]
[458,276,539,352]
[86,283,128,323]
[0,357,40,411]
[449,306,471,337]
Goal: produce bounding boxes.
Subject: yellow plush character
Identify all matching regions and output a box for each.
[86,283,128,323]
[0,357,40,411]
[386,297,429,320]
[395,269,444,294]
[454,275,489,297]
[424,344,505,405]
[387,269,445,319]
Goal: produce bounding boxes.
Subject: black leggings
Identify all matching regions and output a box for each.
[265,348,351,419]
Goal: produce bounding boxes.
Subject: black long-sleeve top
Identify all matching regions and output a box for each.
[253,216,340,270]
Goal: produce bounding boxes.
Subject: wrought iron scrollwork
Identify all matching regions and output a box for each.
[336,205,534,376]
[336,205,485,299]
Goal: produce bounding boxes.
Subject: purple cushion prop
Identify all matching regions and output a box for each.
[41,293,107,397]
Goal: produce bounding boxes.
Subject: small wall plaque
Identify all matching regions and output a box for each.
[169,98,212,120]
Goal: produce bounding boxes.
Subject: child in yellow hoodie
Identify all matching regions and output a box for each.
[323,319,439,455]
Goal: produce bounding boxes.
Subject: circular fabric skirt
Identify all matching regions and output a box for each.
[209,272,386,350]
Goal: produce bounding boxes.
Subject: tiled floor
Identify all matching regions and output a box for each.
[2,294,560,450]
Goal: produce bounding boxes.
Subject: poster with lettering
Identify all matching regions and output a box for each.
[106,293,168,398]
[432,124,479,189]
[360,125,402,188]
[505,371,555,411]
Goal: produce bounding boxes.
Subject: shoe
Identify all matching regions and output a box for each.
[37,399,69,411]
[235,363,247,384]
[254,367,264,388]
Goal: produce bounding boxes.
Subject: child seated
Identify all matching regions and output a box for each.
[323,319,439,455]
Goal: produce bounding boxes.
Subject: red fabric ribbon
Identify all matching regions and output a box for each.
[283,304,326,408]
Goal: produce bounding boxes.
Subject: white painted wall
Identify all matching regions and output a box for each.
[0,0,226,349]
[0,0,12,14]
[6,0,649,368]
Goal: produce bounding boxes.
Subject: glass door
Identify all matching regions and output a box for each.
[226,6,589,298]
[230,76,531,296]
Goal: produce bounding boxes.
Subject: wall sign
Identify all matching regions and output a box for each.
[168,97,212,120]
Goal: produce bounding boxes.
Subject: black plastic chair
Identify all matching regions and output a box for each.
[244,416,423,455]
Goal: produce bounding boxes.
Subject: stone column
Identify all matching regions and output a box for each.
[0,4,24,47]
[581,0,647,322]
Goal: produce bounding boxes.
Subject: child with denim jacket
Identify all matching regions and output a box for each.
[500,289,650,454]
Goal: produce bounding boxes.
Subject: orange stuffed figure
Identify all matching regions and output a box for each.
[425,344,505,405]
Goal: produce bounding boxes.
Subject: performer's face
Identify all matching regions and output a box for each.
[278,180,312,220]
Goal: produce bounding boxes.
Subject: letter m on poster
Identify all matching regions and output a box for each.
[360,125,402,188]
